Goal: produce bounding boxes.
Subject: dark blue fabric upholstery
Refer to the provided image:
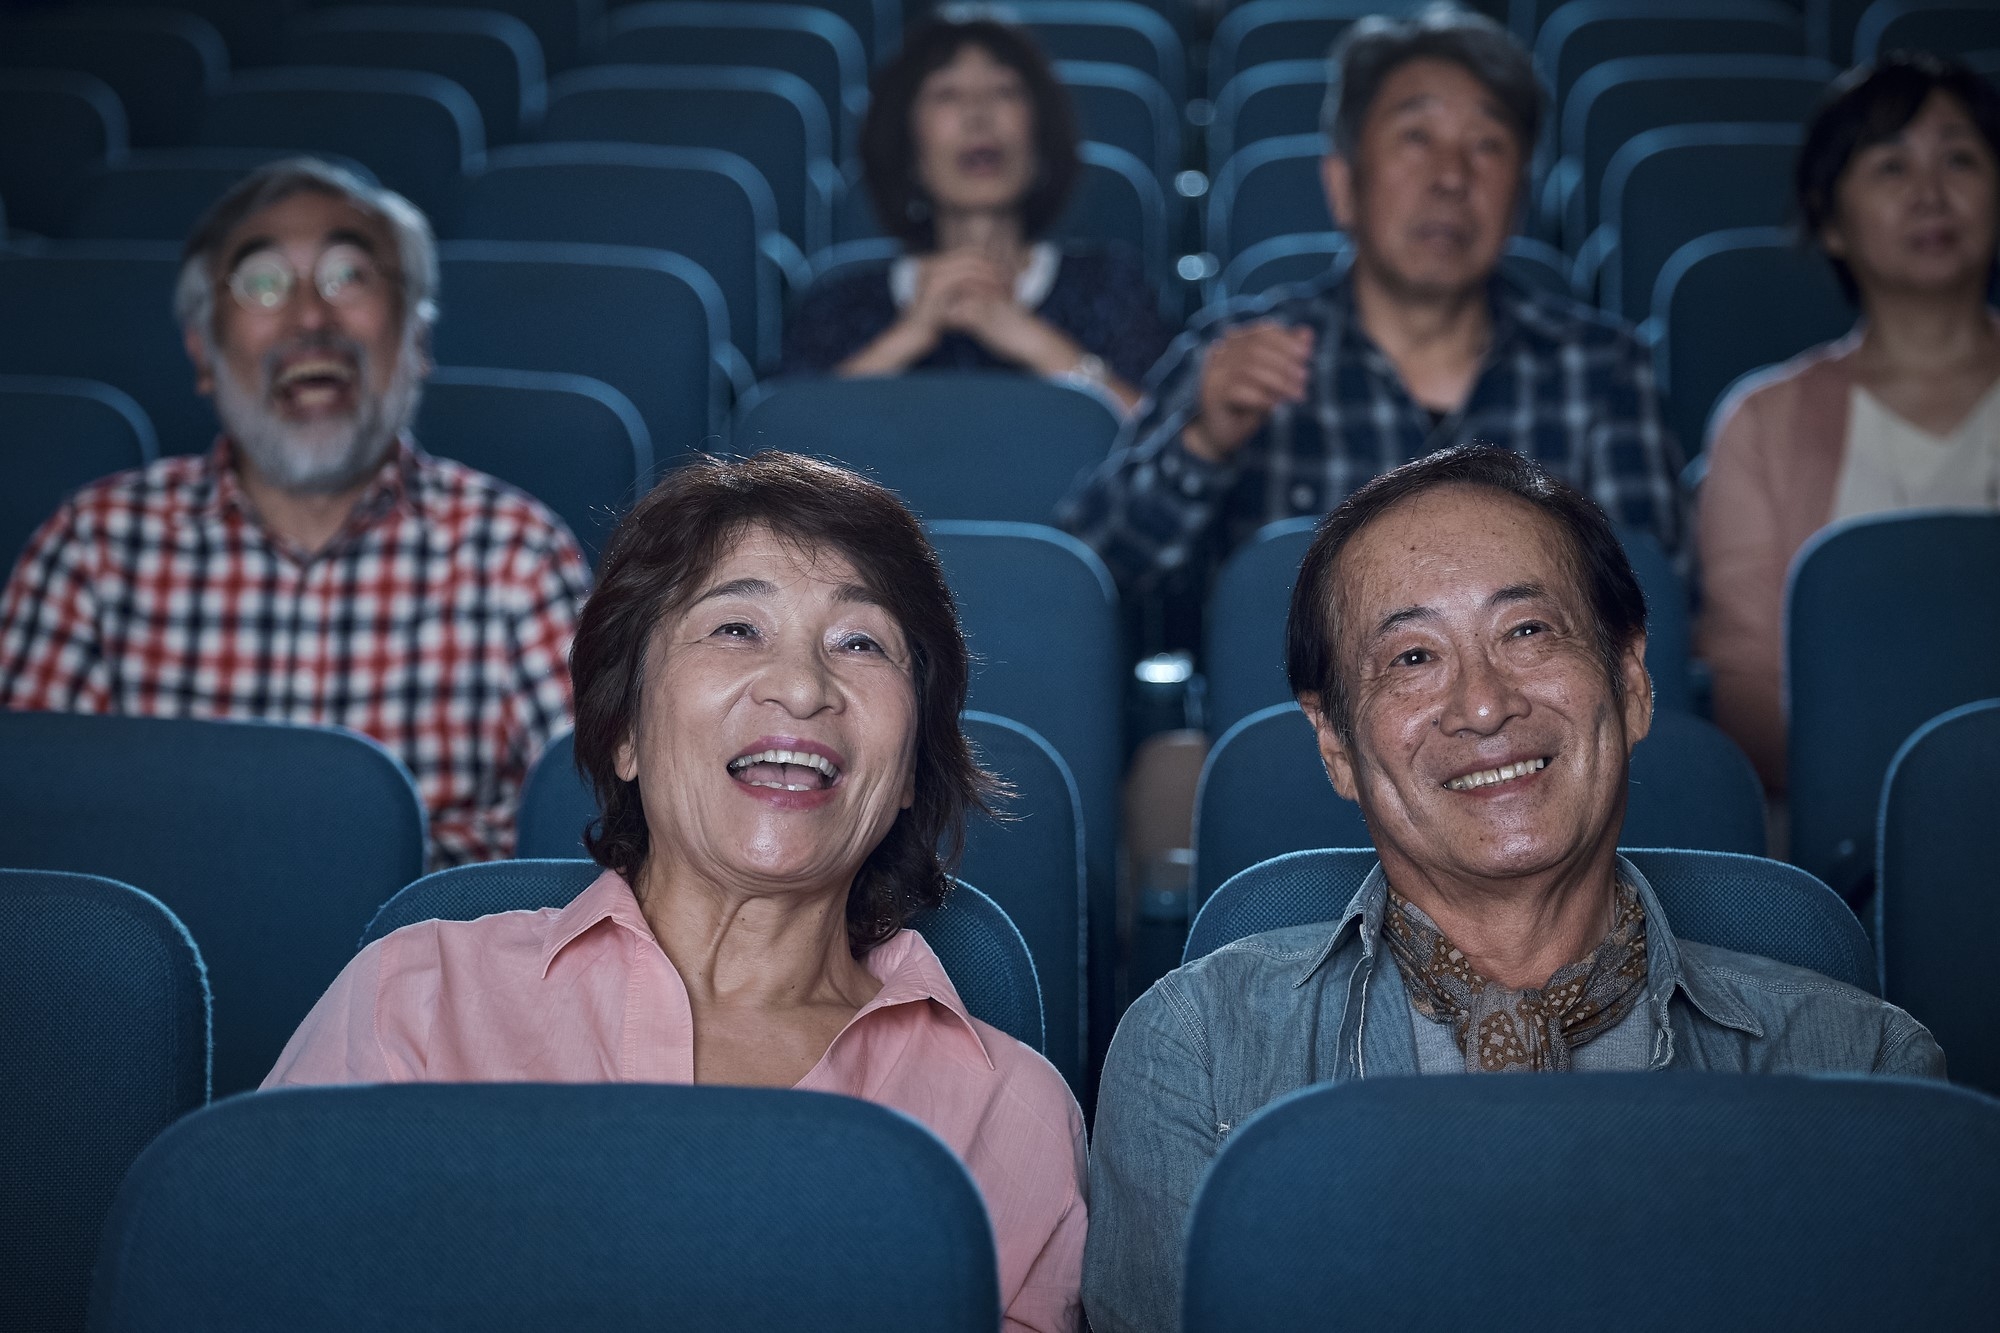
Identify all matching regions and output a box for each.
[1057,60,1178,191]
[299,0,599,72]
[0,70,126,237]
[1,869,208,1333]
[0,374,156,571]
[62,148,381,242]
[1209,0,1373,90]
[0,712,426,1095]
[1208,57,1323,165]
[1184,1073,2000,1332]
[432,239,727,456]
[1879,699,2000,1095]
[1011,0,1185,104]
[415,366,650,566]
[361,860,1046,1054]
[288,7,546,145]
[1534,0,1806,114]
[1191,705,1769,901]
[0,8,224,148]
[1787,512,2000,904]
[88,1083,1001,1332]
[1185,847,1876,993]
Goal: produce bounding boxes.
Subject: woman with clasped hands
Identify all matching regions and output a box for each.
[265,454,1087,1332]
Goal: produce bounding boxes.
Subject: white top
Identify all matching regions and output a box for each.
[1832,378,2000,521]
[889,242,1062,311]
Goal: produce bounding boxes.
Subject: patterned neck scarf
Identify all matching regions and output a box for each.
[1382,880,1649,1073]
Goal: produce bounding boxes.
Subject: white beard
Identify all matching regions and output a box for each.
[212,329,423,495]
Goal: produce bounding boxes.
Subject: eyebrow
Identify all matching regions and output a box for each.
[1361,582,1557,646]
[1382,92,1511,125]
[692,577,888,609]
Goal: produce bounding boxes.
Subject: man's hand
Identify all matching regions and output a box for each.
[1184,321,1316,462]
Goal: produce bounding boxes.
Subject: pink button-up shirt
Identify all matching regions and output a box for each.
[265,872,1087,1331]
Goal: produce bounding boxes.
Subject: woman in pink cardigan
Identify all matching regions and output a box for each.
[1699,53,2000,790]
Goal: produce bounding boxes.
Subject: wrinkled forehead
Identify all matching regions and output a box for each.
[217,189,394,275]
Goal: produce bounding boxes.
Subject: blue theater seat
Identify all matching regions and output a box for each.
[413,366,651,566]
[1010,1,1186,105]
[70,0,288,69]
[1534,0,1807,115]
[1855,0,2000,63]
[307,0,598,72]
[1190,706,1771,904]
[0,868,208,1333]
[1185,847,1874,991]
[1879,699,2000,1096]
[62,148,379,241]
[0,243,216,456]
[286,6,546,145]
[0,374,157,572]
[0,7,226,148]
[361,859,1045,1055]
[1208,58,1324,167]
[1205,132,1330,265]
[432,239,728,457]
[0,712,426,1097]
[1209,0,1378,92]
[1184,1074,1999,1332]
[455,142,778,377]
[1786,512,2000,906]
[90,1083,1002,1332]
[0,71,127,237]
[1058,61,1180,193]
[197,67,485,227]
[1061,141,1169,290]
[602,3,867,165]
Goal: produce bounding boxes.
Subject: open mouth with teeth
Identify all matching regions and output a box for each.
[272,356,359,413]
[1443,756,1550,792]
[726,747,842,792]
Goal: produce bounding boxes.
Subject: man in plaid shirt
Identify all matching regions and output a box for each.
[1061,8,1684,609]
[0,159,590,866]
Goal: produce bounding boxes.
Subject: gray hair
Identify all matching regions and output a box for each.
[1319,3,1545,164]
[174,157,439,342]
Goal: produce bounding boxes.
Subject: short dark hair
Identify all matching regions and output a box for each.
[1798,51,2000,305]
[859,15,1080,250]
[570,453,997,956]
[1285,444,1648,743]
[1320,2,1545,166]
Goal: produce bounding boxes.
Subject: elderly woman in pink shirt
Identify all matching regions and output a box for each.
[266,453,1087,1331]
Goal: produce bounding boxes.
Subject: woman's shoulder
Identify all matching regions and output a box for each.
[1712,331,1863,446]
[969,1016,1086,1139]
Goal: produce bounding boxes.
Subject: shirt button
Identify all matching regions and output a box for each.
[1290,485,1317,510]
[1181,474,1204,497]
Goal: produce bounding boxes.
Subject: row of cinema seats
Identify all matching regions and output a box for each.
[8,702,2000,1330]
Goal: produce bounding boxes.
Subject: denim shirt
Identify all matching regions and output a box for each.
[1082,858,1945,1333]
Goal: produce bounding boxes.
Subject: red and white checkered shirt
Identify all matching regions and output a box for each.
[0,437,590,866]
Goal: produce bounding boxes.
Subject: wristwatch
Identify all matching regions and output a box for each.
[1057,353,1110,391]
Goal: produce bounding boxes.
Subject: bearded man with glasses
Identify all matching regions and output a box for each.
[0,158,590,866]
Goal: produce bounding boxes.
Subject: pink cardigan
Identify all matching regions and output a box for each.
[1695,332,1863,792]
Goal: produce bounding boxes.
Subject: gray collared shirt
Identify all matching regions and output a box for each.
[1082,858,1945,1333]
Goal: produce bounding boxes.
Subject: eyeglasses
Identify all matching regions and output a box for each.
[226,244,389,314]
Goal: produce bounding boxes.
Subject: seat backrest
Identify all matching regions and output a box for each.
[0,374,156,572]
[1535,0,1806,113]
[1879,699,2000,1095]
[288,6,546,145]
[1787,512,2000,905]
[455,142,778,372]
[360,860,1044,1054]
[732,372,1121,525]
[0,243,216,455]
[1185,846,1876,991]
[0,868,208,1333]
[1209,0,1376,91]
[1856,0,2000,62]
[197,67,485,226]
[1190,705,1772,904]
[1561,53,1834,248]
[1203,519,1692,735]
[1602,122,1802,321]
[1209,59,1325,167]
[1059,142,1169,288]
[433,239,726,457]
[1654,226,1854,454]
[1011,0,1186,105]
[1184,1074,2000,1332]
[604,3,867,164]
[0,7,225,148]
[541,65,832,255]
[89,1083,1002,1333]
[0,712,427,1096]
[414,366,650,565]
[307,0,599,71]
[1058,61,1178,191]
[513,713,1088,1087]
[63,147,381,241]
[1207,133,1331,264]
[0,70,127,235]
[729,0,894,63]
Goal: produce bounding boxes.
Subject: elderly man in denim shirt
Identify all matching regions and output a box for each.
[1082,445,1944,1333]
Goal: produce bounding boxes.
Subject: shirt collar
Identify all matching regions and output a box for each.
[1317,259,1547,368]
[540,872,999,1070]
[1292,855,1765,1039]
[198,433,424,543]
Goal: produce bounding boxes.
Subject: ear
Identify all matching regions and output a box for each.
[614,732,639,784]
[1617,631,1653,750]
[183,324,215,397]
[1299,692,1361,803]
[1321,155,1356,232]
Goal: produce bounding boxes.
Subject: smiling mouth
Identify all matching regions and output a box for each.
[272,357,358,409]
[1443,756,1549,792]
[726,748,841,792]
